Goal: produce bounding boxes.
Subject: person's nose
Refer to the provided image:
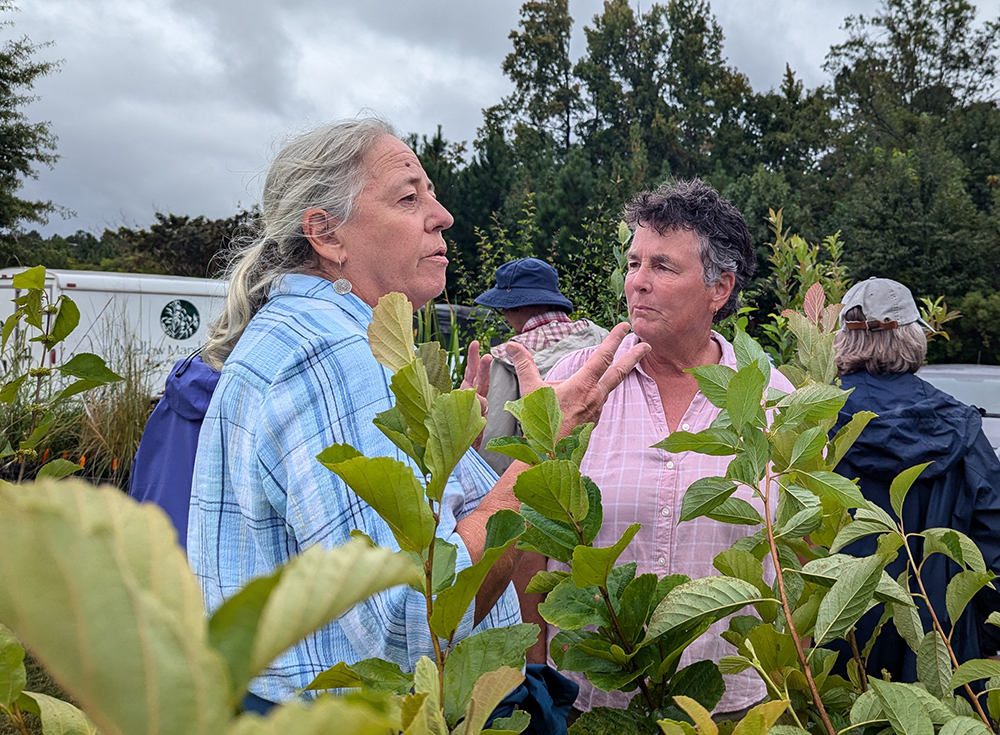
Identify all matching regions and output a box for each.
[428,197,454,232]
[626,264,652,294]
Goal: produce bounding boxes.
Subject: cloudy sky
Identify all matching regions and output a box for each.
[12,0,1000,237]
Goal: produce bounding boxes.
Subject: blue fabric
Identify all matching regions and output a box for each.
[486,665,579,735]
[188,274,521,703]
[829,371,1000,681]
[474,258,573,312]
[129,354,219,550]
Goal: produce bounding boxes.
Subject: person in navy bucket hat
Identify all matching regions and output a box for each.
[474,257,574,313]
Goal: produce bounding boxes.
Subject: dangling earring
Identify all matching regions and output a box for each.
[333,259,352,296]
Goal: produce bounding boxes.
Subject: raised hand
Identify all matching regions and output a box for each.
[460,340,492,448]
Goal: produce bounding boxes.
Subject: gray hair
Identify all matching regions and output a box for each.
[202,117,396,369]
[834,306,927,376]
[623,179,755,323]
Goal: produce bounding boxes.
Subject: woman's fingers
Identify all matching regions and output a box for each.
[507,342,544,394]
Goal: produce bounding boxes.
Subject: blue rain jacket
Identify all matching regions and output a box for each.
[129,354,219,550]
[830,370,1000,681]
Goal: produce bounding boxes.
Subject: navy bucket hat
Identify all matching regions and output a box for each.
[474,258,573,313]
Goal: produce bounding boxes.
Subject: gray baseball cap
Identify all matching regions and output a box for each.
[839,277,931,332]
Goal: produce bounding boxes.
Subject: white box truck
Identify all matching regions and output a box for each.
[0,269,227,393]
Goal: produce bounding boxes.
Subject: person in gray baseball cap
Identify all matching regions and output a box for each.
[829,275,1000,685]
[475,258,608,475]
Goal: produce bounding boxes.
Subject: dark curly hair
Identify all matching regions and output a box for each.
[623,178,755,323]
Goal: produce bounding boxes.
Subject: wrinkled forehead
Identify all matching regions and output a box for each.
[363,135,432,190]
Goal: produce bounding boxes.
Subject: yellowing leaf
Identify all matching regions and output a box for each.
[368,292,416,373]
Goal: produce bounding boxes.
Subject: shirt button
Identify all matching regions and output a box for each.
[682,423,690,431]
[661,507,671,517]
[657,557,666,566]
[666,461,675,469]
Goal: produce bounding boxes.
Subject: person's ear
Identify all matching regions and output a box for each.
[302,208,344,263]
[712,272,736,312]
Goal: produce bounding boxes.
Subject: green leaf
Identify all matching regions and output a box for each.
[916,631,953,698]
[444,625,537,727]
[776,383,850,423]
[813,554,885,646]
[688,364,735,407]
[227,695,397,735]
[705,497,762,526]
[667,660,724,711]
[712,549,772,600]
[718,656,753,674]
[0,480,231,735]
[429,511,524,641]
[774,506,823,540]
[512,460,588,525]
[424,389,486,502]
[796,470,868,510]
[19,410,55,451]
[788,426,827,468]
[391,359,438,447]
[1,312,20,352]
[671,696,718,735]
[579,476,604,545]
[850,689,885,725]
[13,289,43,330]
[317,450,434,553]
[937,717,994,735]
[0,374,27,404]
[922,528,987,572]
[54,378,104,403]
[305,657,413,694]
[679,477,738,522]
[643,576,776,644]
[211,538,420,701]
[403,538,458,594]
[483,436,543,466]
[417,340,452,393]
[538,578,607,631]
[830,518,894,553]
[12,266,46,290]
[517,386,563,457]
[453,666,524,735]
[653,428,739,456]
[829,411,877,468]
[49,295,80,347]
[733,329,770,385]
[16,691,97,735]
[35,458,83,480]
[951,659,1000,689]
[570,423,594,465]
[868,678,934,735]
[368,292,415,373]
[373,405,421,465]
[988,611,1000,628]
[726,364,766,433]
[0,623,26,708]
[618,573,658,643]
[525,570,570,595]
[946,570,996,623]
[57,352,123,383]
[482,710,531,735]
[890,462,932,518]
[571,523,640,589]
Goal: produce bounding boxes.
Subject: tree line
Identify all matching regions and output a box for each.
[2,0,999,362]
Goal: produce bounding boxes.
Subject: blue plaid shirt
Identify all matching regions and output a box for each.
[189,274,520,702]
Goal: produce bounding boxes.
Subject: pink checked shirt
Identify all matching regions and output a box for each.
[545,332,794,714]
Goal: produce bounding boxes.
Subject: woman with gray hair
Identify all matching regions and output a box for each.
[188,117,648,709]
[830,277,1000,686]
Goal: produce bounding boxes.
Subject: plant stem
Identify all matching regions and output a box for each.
[9,702,30,735]
[902,535,994,731]
[17,304,52,483]
[424,507,446,706]
[847,629,869,692]
[597,585,656,712]
[762,471,837,735]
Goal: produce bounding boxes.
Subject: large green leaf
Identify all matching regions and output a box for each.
[891,598,926,652]
[49,295,81,348]
[618,573,658,643]
[235,539,421,697]
[483,437,544,466]
[828,411,877,468]
[643,576,776,644]
[512,460,588,525]
[890,463,932,519]
[303,657,413,694]
[16,691,97,735]
[443,625,537,727]
[0,374,27,404]
[726,365,766,433]
[922,528,987,572]
[417,341,453,393]
[733,329,771,385]
[950,659,1000,689]
[56,353,122,383]
[946,571,996,623]
[481,710,531,735]
[0,480,231,735]
[317,450,435,553]
[667,660,724,711]
[374,405,422,466]
[774,506,823,540]
[813,554,885,646]
[679,477,738,522]
[937,717,994,735]
[452,666,524,735]
[796,470,868,510]
[776,384,849,424]
[713,549,772,602]
[12,265,45,290]
[515,386,563,457]
[227,696,397,735]
[538,578,607,631]
[368,292,416,373]
[868,678,934,735]
[391,360,438,447]
[688,364,735,407]
[653,428,739,456]
[35,458,83,480]
[525,570,570,595]
[424,389,485,502]
[705,497,762,526]
[830,518,893,554]
[571,523,640,589]
[579,477,604,545]
[429,511,524,641]
[916,631,953,698]
[0,623,26,707]
[787,426,828,469]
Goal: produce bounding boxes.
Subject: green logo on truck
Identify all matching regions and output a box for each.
[160,299,200,340]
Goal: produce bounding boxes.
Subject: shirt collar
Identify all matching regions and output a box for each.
[622,330,737,376]
[269,273,374,328]
[521,310,573,333]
